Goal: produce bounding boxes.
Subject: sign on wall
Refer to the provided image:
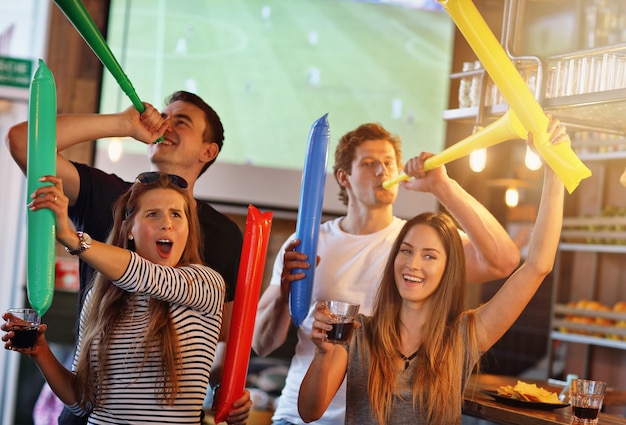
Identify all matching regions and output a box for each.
[0,56,32,89]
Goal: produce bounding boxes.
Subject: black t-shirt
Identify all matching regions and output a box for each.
[68,162,242,312]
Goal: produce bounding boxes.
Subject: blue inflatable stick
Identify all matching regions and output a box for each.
[289,114,330,327]
[26,60,57,317]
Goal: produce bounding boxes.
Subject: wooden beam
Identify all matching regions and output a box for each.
[45,0,111,164]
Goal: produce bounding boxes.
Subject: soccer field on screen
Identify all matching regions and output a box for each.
[99,0,454,171]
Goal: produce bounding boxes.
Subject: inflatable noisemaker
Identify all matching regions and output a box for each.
[26,60,57,317]
[438,0,591,193]
[384,109,526,189]
[53,0,143,111]
[213,205,273,423]
[53,0,164,140]
[290,114,330,328]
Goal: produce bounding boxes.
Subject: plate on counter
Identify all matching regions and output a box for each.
[480,390,569,410]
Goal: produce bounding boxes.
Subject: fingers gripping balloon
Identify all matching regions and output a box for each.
[290,114,330,328]
[438,0,591,194]
[27,60,57,317]
[213,205,273,424]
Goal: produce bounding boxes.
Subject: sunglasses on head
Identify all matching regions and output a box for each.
[135,172,188,189]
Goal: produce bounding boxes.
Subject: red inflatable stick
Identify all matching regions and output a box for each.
[213,204,273,423]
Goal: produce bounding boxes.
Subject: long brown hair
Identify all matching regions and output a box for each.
[73,174,203,408]
[365,212,480,424]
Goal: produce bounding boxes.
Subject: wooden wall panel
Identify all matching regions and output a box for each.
[45,0,111,164]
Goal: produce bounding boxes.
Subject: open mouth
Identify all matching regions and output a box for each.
[403,274,424,285]
[158,138,176,146]
[156,239,173,257]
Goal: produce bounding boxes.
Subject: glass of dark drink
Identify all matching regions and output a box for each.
[325,300,359,344]
[570,379,606,424]
[6,308,40,350]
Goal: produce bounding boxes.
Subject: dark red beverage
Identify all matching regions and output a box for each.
[10,326,38,349]
[572,406,599,420]
[327,322,355,343]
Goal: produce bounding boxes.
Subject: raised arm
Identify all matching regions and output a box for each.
[252,238,306,356]
[6,104,166,206]
[30,175,132,281]
[475,119,566,351]
[401,155,520,284]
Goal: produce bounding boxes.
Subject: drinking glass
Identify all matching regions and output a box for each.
[5,308,40,349]
[570,379,607,424]
[324,300,359,344]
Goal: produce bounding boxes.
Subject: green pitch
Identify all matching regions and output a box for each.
[99,0,454,170]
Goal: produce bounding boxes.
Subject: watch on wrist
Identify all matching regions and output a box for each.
[65,231,92,256]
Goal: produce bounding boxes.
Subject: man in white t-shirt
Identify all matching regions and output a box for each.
[252,123,521,425]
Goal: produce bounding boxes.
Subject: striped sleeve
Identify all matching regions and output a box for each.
[113,252,225,314]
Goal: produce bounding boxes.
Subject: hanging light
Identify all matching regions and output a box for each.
[505,187,519,207]
[469,148,487,172]
[524,145,542,170]
[107,138,123,163]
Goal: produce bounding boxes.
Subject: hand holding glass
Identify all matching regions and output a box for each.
[324,300,359,344]
[5,308,41,350]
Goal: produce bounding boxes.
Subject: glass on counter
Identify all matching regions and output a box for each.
[570,379,606,424]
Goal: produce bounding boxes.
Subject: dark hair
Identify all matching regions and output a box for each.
[333,123,403,206]
[166,91,225,174]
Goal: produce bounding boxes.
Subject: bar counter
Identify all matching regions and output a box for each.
[464,374,626,425]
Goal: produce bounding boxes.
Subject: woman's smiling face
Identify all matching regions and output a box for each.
[394,223,447,304]
[130,188,189,267]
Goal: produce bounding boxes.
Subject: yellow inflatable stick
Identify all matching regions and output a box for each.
[383,109,526,189]
[438,0,591,193]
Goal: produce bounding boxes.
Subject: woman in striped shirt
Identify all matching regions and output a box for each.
[3,172,246,424]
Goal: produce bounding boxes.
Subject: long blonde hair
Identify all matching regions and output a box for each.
[73,174,203,408]
[365,212,481,424]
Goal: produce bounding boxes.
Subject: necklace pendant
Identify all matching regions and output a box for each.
[398,349,419,371]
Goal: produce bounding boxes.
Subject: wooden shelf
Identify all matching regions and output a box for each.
[577,151,626,161]
[558,243,626,253]
[554,303,626,321]
[550,331,626,350]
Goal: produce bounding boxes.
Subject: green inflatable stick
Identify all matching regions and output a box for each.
[26,60,57,317]
[53,0,143,111]
[53,0,164,142]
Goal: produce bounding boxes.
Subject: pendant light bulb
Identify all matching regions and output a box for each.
[524,145,542,170]
[469,148,487,173]
[107,138,123,163]
[505,187,519,207]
